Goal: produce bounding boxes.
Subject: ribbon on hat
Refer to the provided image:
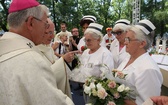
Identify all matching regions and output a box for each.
[115,21,129,25]
[83,16,96,22]
[115,19,130,26]
[137,23,153,33]
[136,19,156,35]
[88,26,102,32]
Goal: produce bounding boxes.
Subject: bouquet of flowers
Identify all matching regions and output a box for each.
[83,70,131,105]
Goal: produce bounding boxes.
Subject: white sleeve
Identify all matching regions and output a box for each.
[77,37,85,52]
[0,51,74,105]
[102,51,114,70]
[135,69,162,105]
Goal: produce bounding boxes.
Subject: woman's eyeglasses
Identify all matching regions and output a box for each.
[33,17,50,29]
[84,39,97,43]
[112,31,124,35]
[125,37,139,43]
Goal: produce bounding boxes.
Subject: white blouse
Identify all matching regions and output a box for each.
[111,52,163,105]
[109,39,130,69]
[70,46,114,83]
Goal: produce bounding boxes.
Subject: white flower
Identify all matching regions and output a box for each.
[84,86,91,94]
[89,82,95,89]
[117,84,125,92]
[124,86,130,91]
[96,83,103,89]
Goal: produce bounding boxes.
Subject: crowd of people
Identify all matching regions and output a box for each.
[0,0,167,105]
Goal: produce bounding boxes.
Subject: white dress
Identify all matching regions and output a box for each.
[0,32,74,105]
[110,52,163,105]
[109,39,130,69]
[54,41,67,55]
[70,46,114,83]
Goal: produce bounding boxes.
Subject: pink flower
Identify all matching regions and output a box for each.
[107,101,116,105]
[117,71,125,79]
[113,92,120,99]
[97,88,108,99]
[108,81,116,88]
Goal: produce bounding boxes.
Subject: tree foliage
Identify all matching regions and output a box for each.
[0,0,168,36]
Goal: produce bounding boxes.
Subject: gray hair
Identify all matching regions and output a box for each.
[113,24,131,32]
[129,26,155,50]
[84,30,102,43]
[8,5,49,29]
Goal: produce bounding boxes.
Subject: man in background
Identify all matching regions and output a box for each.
[54,22,72,45]
[70,27,81,69]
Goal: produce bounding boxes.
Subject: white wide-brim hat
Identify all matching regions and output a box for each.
[80,15,96,26]
[135,19,156,35]
[113,19,131,31]
[84,23,103,38]
[115,19,130,25]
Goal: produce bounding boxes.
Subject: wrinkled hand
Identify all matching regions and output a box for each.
[151,96,168,105]
[124,99,136,105]
[63,51,80,63]
[62,52,74,63]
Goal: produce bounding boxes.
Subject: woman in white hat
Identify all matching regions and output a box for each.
[77,15,96,52]
[109,19,131,69]
[70,23,114,83]
[111,19,163,105]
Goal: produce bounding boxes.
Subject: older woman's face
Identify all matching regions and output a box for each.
[124,30,141,55]
[113,29,126,43]
[84,33,100,50]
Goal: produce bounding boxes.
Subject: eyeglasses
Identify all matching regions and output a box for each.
[113,31,124,35]
[46,31,54,35]
[33,17,50,29]
[125,37,139,43]
[84,39,96,43]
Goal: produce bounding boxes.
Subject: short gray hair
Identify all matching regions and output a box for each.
[129,26,155,50]
[8,5,49,29]
[113,24,131,32]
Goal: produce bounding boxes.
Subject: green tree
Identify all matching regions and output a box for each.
[141,0,168,36]
[0,0,10,31]
[0,0,167,37]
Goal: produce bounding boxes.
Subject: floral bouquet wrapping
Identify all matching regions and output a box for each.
[83,70,131,105]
